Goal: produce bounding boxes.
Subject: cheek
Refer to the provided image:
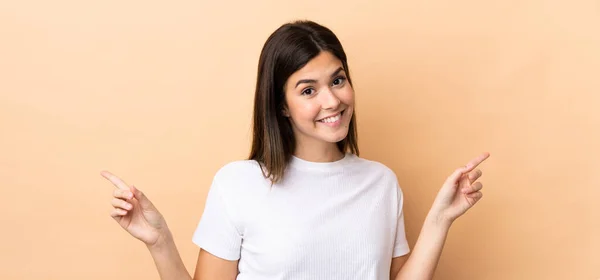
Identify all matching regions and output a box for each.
[303,104,321,118]
[339,87,355,105]
[290,101,320,122]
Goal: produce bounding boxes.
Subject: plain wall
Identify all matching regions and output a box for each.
[1,0,599,279]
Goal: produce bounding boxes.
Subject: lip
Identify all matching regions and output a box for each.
[317,110,344,121]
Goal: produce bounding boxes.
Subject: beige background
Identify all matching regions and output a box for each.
[1,0,599,279]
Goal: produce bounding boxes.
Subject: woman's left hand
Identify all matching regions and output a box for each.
[430,152,490,225]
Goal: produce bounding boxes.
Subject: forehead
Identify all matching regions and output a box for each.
[289,51,344,80]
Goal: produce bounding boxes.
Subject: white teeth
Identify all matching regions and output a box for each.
[320,113,341,123]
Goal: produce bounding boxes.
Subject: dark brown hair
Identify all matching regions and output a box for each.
[248,20,359,184]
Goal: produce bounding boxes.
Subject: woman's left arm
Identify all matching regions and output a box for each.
[393,152,490,280]
[390,255,409,279]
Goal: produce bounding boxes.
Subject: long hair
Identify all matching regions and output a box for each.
[248,20,359,184]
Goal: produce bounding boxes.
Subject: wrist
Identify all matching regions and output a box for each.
[147,228,174,253]
[425,209,454,229]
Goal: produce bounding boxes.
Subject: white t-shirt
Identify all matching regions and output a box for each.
[192,153,410,280]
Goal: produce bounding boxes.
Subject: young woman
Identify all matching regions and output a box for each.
[101,20,489,280]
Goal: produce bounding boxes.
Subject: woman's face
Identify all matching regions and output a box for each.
[283,51,355,149]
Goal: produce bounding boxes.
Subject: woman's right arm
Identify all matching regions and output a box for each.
[146,230,192,280]
[101,171,238,280]
[147,232,239,280]
[193,249,239,280]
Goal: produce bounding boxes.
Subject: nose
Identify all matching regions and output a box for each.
[320,87,341,110]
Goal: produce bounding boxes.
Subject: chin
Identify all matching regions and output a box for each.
[320,130,349,143]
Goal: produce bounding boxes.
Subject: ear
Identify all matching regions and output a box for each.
[281,105,290,117]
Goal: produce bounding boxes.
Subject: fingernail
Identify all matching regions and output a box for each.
[126,203,132,210]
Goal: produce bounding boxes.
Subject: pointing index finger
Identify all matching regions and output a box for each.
[464,152,490,173]
[100,170,130,190]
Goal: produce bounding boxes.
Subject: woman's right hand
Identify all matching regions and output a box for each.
[101,170,168,247]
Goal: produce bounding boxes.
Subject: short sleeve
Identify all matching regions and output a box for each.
[192,176,242,261]
[393,183,411,257]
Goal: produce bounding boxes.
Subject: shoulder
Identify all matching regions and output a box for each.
[351,155,399,182]
[350,155,404,194]
[210,159,269,197]
[350,155,406,207]
[213,159,263,181]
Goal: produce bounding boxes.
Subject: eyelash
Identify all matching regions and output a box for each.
[301,76,347,96]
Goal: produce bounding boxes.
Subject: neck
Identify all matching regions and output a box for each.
[294,142,344,163]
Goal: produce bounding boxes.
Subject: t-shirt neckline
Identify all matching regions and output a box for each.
[289,153,354,171]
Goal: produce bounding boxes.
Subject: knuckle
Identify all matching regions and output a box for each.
[112,198,124,207]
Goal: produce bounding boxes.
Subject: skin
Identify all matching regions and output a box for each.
[101,51,490,280]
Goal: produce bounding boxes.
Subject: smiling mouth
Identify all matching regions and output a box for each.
[317,110,344,123]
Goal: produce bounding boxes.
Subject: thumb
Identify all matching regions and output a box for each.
[445,166,468,187]
[131,185,153,209]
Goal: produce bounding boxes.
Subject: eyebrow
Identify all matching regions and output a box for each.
[294,67,345,88]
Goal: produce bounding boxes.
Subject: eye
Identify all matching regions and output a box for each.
[301,88,315,96]
[332,76,346,86]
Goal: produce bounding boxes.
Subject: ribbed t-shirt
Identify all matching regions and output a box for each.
[192,153,410,279]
